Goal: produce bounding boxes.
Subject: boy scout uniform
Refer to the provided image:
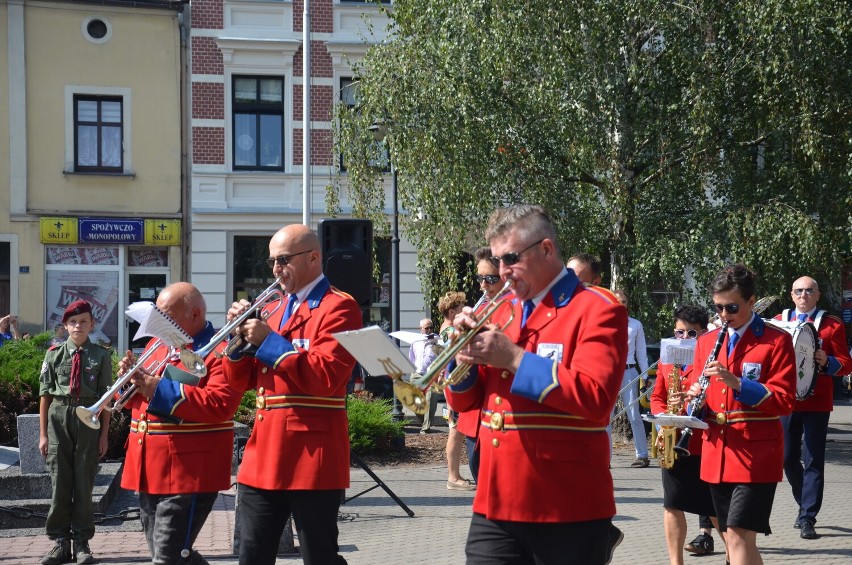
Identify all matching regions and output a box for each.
[39,337,112,545]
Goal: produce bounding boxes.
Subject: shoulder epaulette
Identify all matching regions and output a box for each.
[584,285,620,305]
[824,313,842,323]
[47,344,60,352]
[329,286,355,301]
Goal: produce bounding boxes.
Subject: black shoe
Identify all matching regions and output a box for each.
[630,457,650,468]
[73,539,95,564]
[604,524,623,565]
[800,519,818,540]
[41,539,72,565]
[794,516,803,529]
[685,531,714,554]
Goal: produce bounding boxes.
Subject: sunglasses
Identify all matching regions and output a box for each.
[673,329,698,339]
[490,239,543,268]
[475,274,501,284]
[267,250,313,268]
[713,303,741,314]
[792,288,815,296]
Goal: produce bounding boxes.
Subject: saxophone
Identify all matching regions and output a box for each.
[659,365,683,469]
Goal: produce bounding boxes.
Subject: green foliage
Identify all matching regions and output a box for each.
[0,376,37,447]
[347,394,404,455]
[235,389,257,426]
[0,332,54,395]
[331,0,852,343]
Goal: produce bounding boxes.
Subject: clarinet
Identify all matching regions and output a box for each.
[673,321,729,457]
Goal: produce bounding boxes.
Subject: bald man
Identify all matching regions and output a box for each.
[224,224,362,565]
[774,276,852,539]
[119,282,243,565]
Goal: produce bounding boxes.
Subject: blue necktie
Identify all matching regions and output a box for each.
[280,294,297,328]
[797,313,808,323]
[521,300,535,328]
[727,332,739,357]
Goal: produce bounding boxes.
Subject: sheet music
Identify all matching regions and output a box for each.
[333,325,416,377]
[660,338,696,366]
[125,301,193,349]
[389,330,429,345]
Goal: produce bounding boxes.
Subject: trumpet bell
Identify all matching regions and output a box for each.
[393,379,428,416]
[179,350,207,378]
[75,406,101,430]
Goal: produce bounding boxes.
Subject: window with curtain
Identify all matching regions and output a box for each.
[233,76,285,170]
[74,95,123,172]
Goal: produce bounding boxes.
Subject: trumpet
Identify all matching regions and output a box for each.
[180,278,284,377]
[75,340,172,429]
[393,281,516,415]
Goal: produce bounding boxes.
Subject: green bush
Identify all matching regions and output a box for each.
[347,394,404,455]
[235,389,257,426]
[0,376,38,446]
[0,331,54,396]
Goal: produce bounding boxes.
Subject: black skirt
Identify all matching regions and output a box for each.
[661,455,716,517]
[710,482,777,534]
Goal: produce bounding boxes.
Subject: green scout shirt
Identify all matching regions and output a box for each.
[39,338,113,399]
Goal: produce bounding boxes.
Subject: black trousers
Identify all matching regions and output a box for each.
[237,484,346,565]
[466,512,613,565]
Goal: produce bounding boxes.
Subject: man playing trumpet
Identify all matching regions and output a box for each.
[223,224,361,565]
[445,205,628,565]
[119,282,243,565]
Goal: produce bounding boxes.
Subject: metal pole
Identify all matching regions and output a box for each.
[391,163,400,336]
[390,162,403,419]
[302,0,311,225]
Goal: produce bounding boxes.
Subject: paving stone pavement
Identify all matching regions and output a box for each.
[3,399,852,564]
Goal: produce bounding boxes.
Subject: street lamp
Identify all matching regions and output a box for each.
[368,121,402,419]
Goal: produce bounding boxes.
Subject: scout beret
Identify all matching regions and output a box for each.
[62,300,92,323]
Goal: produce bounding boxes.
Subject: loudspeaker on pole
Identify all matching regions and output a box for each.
[318,219,373,308]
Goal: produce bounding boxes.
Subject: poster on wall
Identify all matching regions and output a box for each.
[46,246,120,265]
[45,271,119,348]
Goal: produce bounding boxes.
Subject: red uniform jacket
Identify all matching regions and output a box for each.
[773,311,852,412]
[445,270,627,523]
[224,277,361,491]
[122,322,242,495]
[651,361,703,455]
[696,317,796,484]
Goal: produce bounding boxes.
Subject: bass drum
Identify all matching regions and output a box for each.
[791,322,819,401]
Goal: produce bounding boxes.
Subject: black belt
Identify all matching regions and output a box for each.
[626,364,636,369]
[53,396,96,406]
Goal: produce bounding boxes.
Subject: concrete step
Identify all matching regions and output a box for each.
[0,461,124,530]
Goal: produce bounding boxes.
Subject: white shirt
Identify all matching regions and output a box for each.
[408,335,439,375]
[626,317,649,372]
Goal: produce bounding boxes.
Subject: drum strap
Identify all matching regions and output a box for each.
[783,308,825,331]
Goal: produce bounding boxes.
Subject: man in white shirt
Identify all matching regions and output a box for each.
[409,318,440,433]
[611,289,651,467]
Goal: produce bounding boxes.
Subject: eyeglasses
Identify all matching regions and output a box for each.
[713,303,741,314]
[489,239,543,267]
[673,329,698,339]
[267,250,313,268]
[475,274,501,284]
[792,288,815,296]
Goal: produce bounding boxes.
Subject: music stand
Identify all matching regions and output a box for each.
[333,326,416,517]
